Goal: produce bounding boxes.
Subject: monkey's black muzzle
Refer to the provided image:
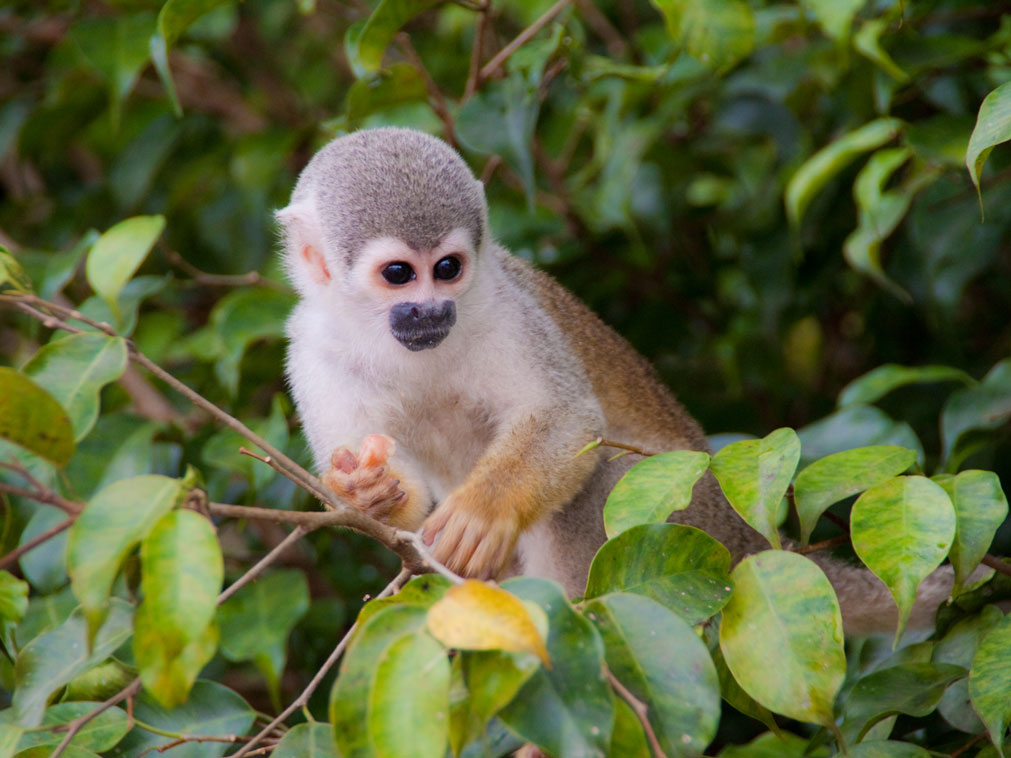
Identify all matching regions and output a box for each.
[389,300,457,351]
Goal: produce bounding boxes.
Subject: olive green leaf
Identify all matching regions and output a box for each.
[934,470,1007,590]
[85,215,165,320]
[602,450,710,537]
[967,81,1011,209]
[0,368,75,467]
[969,612,1011,757]
[850,476,956,644]
[719,552,845,727]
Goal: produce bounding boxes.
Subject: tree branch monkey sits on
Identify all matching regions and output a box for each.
[278,127,955,635]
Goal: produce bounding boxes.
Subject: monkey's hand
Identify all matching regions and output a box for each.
[421,490,522,580]
[322,434,427,529]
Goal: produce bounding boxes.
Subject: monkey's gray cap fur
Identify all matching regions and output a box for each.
[291,127,486,265]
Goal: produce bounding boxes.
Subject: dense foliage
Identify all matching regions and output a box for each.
[1,0,1011,756]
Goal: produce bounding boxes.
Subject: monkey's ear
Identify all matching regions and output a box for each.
[276,202,332,293]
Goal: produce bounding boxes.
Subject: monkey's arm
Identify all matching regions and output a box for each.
[422,409,601,579]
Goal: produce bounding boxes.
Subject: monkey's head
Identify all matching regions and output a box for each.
[276,128,488,354]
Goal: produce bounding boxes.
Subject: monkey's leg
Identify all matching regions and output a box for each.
[422,414,601,580]
[321,434,430,530]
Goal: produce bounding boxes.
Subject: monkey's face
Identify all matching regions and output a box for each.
[351,228,475,352]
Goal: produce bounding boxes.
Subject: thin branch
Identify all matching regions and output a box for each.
[228,568,413,758]
[52,678,142,757]
[478,0,572,82]
[0,514,73,571]
[595,438,659,457]
[217,525,310,604]
[463,4,490,100]
[794,535,850,556]
[604,665,667,758]
[0,460,82,515]
[981,553,1011,578]
[394,32,457,145]
[160,243,289,292]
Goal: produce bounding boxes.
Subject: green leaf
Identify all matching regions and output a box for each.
[330,605,428,758]
[10,703,128,752]
[346,64,428,126]
[709,427,800,549]
[106,679,255,758]
[0,368,75,467]
[0,573,28,626]
[17,506,70,593]
[585,523,732,625]
[356,574,450,630]
[14,746,100,758]
[12,600,133,727]
[67,474,183,635]
[850,476,956,644]
[0,248,32,293]
[369,631,450,758]
[602,450,710,537]
[934,471,1007,590]
[140,510,223,645]
[85,216,165,320]
[801,0,865,40]
[839,364,974,407]
[204,289,295,396]
[840,662,965,743]
[156,0,233,49]
[798,405,923,467]
[22,333,128,442]
[967,81,1011,207]
[719,552,845,726]
[854,19,909,82]
[651,0,756,70]
[933,605,1004,734]
[452,650,540,753]
[786,118,903,227]
[847,742,932,758]
[586,592,720,756]
[272,722,338,758]
[711,644,780,736]
[794,445,917,544]
[718,731,821,757]
[609,697,650,758]
[499,577,614,758]
[64,659,135,702]
[969,611,1011,757]
[134,606,219,709]
[457,76,539,207]
[843,147,918,300]
[217,569,309,705]
[344,0,443,78]
[941,358,1011,465]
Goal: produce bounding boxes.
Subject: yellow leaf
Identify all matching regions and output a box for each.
[426,580,550,667]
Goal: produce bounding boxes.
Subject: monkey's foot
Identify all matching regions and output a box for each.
[422,497,521,580]
[322,434,406,522]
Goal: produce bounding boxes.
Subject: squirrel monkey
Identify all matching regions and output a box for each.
[278,127,957,635]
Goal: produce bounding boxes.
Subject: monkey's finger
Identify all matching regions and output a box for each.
[422,509,451,545]
[359,433,396,467]
[330,447,358,474]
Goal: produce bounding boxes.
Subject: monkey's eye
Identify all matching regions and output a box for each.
[433,256,462,281]
[381,262,415,285]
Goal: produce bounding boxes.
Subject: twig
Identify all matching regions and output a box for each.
[595,438,660,457]
[604,665,668,758]
[228,568,413,758]
[463,4,490,99]
[794,535,850,555]
[160,243,289,292]
[478,0,572,82]
[52,678,142,757]
[0,514,74,571]
[981,554,1011,578]
[0,460,82,515]
[395,32,457,145]
[479,155,503,185]
[217,525,311,604]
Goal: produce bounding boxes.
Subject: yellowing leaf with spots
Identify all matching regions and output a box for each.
[426,580,550,666]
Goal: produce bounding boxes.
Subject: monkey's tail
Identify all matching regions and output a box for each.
[808,554,958,636]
